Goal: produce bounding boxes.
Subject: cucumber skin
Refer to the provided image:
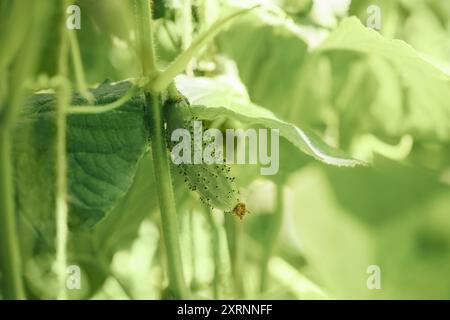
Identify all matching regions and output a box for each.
[164,97,242,213]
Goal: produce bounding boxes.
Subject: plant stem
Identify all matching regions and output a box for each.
[134,0,159,80]
[67,85,139,114]
[181,0,193,50]
[0,0,49,300]
[55,88,70,301]
[0,129,25,300]
[224,214,245,298]
[0,1,30,72]
[204,208,222,299]
[188,210,198,291]
[55,3,70,299]
[68,30,94,103]
[134,0,188,299]
[181,0,194,76]
[259,185,284,292]
[146,93,188,299]
[167,82,183,100]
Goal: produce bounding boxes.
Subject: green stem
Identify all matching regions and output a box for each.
[68,30,94,103]
[167,82,182,100]
[134,0,159,80]
[188,210,198,291]
[55,5,71,299]
[134,0,188,299]
[67,85,140,114]
[181,0,193,50]
[146,93,188,299]
[259,185,284,292]
[0,0,49,300]
[204,208,222,299]
[0,1,30,72]
[224,213,245,298]
[67,78,149,114]
[181,0,194,76]
[152,5,258,93]
[0,129,25,300]
[55,82,70,301]
[162,20,179,49]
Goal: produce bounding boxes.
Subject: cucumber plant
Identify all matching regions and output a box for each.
[8,0,442,301]
[0,0,357,300]
[132,1,258,298]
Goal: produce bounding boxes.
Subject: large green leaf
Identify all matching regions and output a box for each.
[218,9,450,146]
[64,153,159,299]
[92,152,157,256]
[317,16,450,141]
[14,81,150,298]
[67,81,148,227]
[15,81,148,232]
[176,74,363,167]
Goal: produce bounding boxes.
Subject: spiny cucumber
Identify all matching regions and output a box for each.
[163,95,248,219]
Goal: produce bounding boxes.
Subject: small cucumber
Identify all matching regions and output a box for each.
[164,95,248,219]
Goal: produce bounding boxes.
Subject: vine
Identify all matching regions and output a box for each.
[134,0,188,299]
[55,1,71,300]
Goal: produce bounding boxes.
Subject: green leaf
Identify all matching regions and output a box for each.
[15,81,150,298]
[176,75,363,167]
[218,10,450,145]
[317,17,450,141]
[318,16,450,79]
[67,153,159,299]
[15,80,148,230]
[67,81,148,227]
[92,152,157,255]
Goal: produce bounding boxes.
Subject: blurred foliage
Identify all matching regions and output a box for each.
[1,0,449,300]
